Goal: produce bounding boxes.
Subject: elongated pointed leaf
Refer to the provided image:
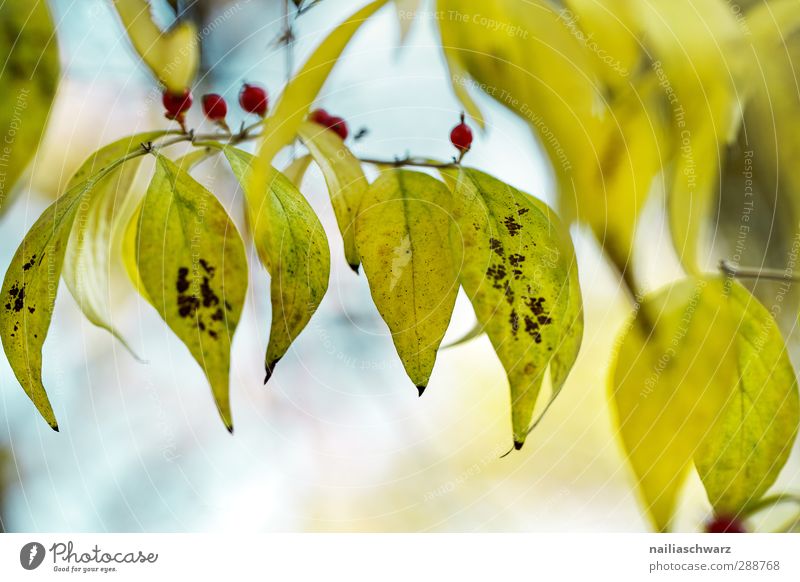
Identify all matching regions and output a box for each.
[112,0,198,92]
[283,154,313,187]
[696,282,800,514]
[136,154,248,431]
[1,135,155,429]
[0,0,59,215]
[356,170,458,392]
[251,0,389,189]
[222,147,330,383]
[450,168,582,448]
[610,277,738,531]
[298,121,368,271]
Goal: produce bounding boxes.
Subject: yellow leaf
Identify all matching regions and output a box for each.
[136,154,248,431]
[0,0,59,215]
[451,168,582,448]
[222,147,330,383]
[112,0,199,92]
[610,277,738,531]
[298,120,369,271]
[356,169,458,392]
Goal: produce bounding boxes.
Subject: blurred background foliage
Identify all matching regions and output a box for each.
[1,0,799,532]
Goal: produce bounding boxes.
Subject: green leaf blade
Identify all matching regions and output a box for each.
[222,147,330,383]
[696,282,800,514]
[136,154,248,431]
[356,169,458,391]
[451,168,581,448]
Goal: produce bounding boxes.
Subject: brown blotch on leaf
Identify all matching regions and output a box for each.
[523,315,543,344]
[488,238,504,257]
[487,264,507,289]
[509,309,520,336]
[22,254,37,271]
[509,253,525,267]
[504,215,522,237]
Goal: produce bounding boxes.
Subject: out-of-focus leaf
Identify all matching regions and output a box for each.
[0,136,151,430]
[610,277,738,531]
[355,169,458,392]
[62,132,167,355]
[112,0,198,92]
[628,0,746,274]
[696,281,799,514]
[0,0,59,215]
[298,120,368,271]
[450,168,582,448]
[282,154,313,187]
[251,0,389,179]
[442,319,484,349]
[136,154,247,431]
[222,147,330,383]
[561,0,640,92]
[394,0,421,44]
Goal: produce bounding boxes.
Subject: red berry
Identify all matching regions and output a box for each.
[328,116,349,140]
[705,515,747,533]
[162,88,192,119]
[450,114,473,152]
[239,83,268,116]
[202,93,227,121]
[309,108,332,126]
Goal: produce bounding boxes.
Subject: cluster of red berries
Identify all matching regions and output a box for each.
[308,109,349,140]
[161,83,270,130]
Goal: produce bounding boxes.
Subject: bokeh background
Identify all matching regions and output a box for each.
[1,0,799,532]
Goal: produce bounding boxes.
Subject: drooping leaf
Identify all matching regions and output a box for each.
[0,0,59,215]
[610,277,738,531]
[298,120,369,271]
[282,154,313,187]
[62,132,168,354]
[696,281,800,514]
[355,169,458,392]
[251,0,389,177]
[222,147,330,383]
[112,0,198,92]
[0,135,154,429]
[135,154,248,431]
[450,168,582,448]
[121,148,212,302]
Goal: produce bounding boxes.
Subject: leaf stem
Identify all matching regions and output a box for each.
[358,156,459,169]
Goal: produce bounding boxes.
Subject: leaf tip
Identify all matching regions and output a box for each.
[264,357,282,385]
[416,384,426,397]
[226,423,234,435]
[514,440,524,451]
[349,263,360,275]
[51,423,59,433]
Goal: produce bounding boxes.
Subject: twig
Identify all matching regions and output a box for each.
[719,259,800,282]
[358,156,459,169]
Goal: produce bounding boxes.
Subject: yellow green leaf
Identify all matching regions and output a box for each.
[610,277,738,531]
[696,281,800,514]
[394,0,421,44]
[298,120,368,271]
[136,154,248,431]
[0,0,59,215]
[450,168,581,448]
[112,0,199,92]
[222,147,330,383]
[0,135,152,429]
[355,169,458,392]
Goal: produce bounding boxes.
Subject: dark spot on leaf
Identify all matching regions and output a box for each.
[28,307,35,314]
[487,264,507,289]
[509,254,525,267]
[22,254,37,271]
[504,215,522,237]
[517,207,529,216]
[199,259,215,276]
[524,316,543,344]
[488,238,504,257]
[211,308,224,322]
[200,277,220,308]
[176,267,190,293]
[208,330,218,339]
[512,269,523,280]
[503,280,515,305]
[525,296,547,317]
[509,309,519,336]
[7,283,25,313]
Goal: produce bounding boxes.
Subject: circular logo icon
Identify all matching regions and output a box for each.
[20,542,46,570]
